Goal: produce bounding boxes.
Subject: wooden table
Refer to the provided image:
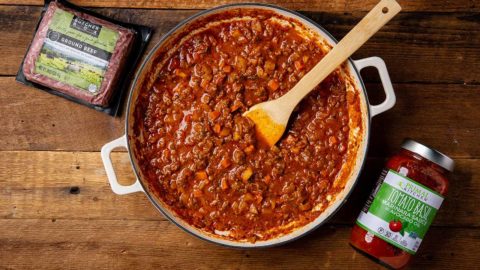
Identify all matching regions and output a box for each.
[1,1,478,269]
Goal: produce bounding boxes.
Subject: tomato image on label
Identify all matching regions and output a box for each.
[389,220,402,232]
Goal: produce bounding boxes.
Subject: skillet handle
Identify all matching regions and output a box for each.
[101,135,144,195]
[353,57,396,117]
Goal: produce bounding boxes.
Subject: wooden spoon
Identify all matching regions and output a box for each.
[244,0,401,147]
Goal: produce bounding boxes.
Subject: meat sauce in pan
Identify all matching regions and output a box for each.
[135,14,361,242]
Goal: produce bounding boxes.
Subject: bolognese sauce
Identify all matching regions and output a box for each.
[134,12,362,242]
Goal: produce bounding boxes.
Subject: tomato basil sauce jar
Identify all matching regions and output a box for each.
[350,139,454,269]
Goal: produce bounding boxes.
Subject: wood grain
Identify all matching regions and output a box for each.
[1,7,479,84]
[0,1,478,269]
[0,218,477,270]
[0,77,124,151]
[0,0,478,12]
[2,77,479,157]
[1,151,478,226]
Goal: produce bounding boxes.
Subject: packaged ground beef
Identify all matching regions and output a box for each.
[16,0,152,115]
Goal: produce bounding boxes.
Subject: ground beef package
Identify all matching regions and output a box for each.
[16,0,152,116]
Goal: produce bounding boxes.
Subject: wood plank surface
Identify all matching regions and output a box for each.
[0,0,477,12]
[1,1,479,269]
[1,151,478,227]
[1,77,479,157]
[1,7,479,84]
[0,77,124,151]
[0,218,477,270]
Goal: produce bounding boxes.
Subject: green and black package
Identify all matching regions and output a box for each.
[16,0,152,116]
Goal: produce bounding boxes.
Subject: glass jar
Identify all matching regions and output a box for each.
[350,139,454,269]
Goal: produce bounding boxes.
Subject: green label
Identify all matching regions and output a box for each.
[356,170,444,254]
[34,7,120,94]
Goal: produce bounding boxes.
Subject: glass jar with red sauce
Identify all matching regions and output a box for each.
[350,139,454,269]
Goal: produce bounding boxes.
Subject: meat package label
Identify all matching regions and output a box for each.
[34,8,120,94]
[71,15,102,37]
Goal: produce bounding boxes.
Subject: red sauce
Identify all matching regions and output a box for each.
[133,10,362,242]
[350,144,452,269]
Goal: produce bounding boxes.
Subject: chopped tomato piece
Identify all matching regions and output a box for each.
[195,171,208,180]
[219,128,231,137]
[223,65,232,73]
[244,145,255,154]
[233,132,241,141]
[193,189,203,198]
[267,79,279,92]
[329,136,337,145]
[264,175,271,184]
[221,178,229,190]
[230,102,242,112]
[208,111,221,121]
[220,158,231,169]
[241,167,254,182]
[174,68,187,78]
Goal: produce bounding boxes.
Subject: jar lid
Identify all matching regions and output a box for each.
[401,139,455,172]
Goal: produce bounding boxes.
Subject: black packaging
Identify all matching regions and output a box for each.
[16,0,152,116]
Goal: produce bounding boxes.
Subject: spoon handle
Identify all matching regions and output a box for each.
[279,0,401,107]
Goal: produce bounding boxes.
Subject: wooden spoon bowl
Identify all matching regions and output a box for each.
[244,0,401,147]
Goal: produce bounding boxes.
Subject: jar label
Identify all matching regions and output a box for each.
[356,169,444,254]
